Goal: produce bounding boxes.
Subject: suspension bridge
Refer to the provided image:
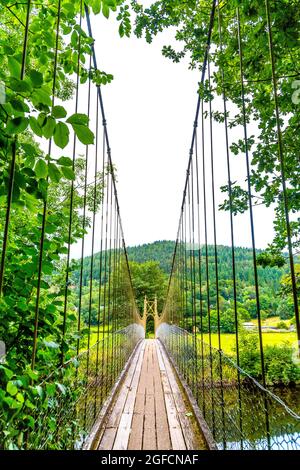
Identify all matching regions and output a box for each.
[0,0,299,451]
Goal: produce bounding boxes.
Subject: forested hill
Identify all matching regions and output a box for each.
[126,241,286,289]
[126,241,176,273]
[73,241,295,327]
[75,240,286,292]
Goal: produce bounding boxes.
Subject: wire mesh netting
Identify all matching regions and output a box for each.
[0,1,145,450]
[156,0,300,453]
[0,324,143,450]
[0,0,300,453]
[157,323,300,450]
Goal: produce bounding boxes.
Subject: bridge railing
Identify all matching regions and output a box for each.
[157,323,300,450]
[158,0,300,452]
[18,324,142,450]
[0,2,143,450]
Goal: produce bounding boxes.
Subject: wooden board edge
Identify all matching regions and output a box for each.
[157,339,218,451]
[83,339,144,450]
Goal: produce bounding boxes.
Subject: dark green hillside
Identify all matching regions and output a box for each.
[72,241,295,328]
[126,240,176,273]
[75,241,286,293]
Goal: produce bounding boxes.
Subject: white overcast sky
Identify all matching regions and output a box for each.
[69,4,276,257]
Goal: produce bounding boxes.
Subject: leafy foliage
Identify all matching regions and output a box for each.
[0,0,130,449]
[237,332,300,385]
[128,260,168,312]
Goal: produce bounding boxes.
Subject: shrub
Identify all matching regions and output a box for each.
[264,345,300,385]
[233,332,300,385]
[276,321,289,330]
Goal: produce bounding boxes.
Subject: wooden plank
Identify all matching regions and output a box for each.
[113,342,145,450]
[178,412,198,450]
[143,395,156,451]
[105,344,141,428]
[98,341,144,450]
[128,413,144,450]
[113,413,133,450]
[123,343,144,414]
[134,392,145,414]
[156,341,186,451]
[154,383,171,451]
[145,342,154,395]
[158,341,217,450]
[99,339,200,452]
[152,345,172,450]
[158,341,199,450]
[163,391,186,450]
[137,342,149,395]
[145,393,155,415]
[156,339,166,371]
[143,348,156,450]
[98,428,116,451]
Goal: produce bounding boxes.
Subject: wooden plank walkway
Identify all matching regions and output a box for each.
[97,339,206,450]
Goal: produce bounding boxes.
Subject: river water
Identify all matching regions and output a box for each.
[204,385,300,450]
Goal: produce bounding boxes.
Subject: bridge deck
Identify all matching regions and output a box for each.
[97,339,206,450]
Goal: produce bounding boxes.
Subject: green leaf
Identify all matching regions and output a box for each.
[105,0,116,7]
[26,369,39,381]
[42,116,56,139]
[16,392,24,403]
[6,117,28,135]
[45,223,57,234]
[25,399,35,410]
[35,159,48,179]
[17,298,28,312]
[4,45,14,55]
[57,156,73,166]
[7,381,18,396]
[39,53,48,66]
[37,112,47,127]
[43,31,55,48]
[29,69,43,87]
[31,88,52,107]
[53,122,69,149]
[71,30,78,48]
[102,3,110,18]
[8,56,21,78]
[10,99,30,113]
[25,416,35,429]
[66,113,89,126]
[29,116,43,137]
[46,383,56,397]
[9,78,32,93]
[0,366,13,380]
[48,162,62,183]
[61,166,75,180]
[52,105,67,119]
[90,0,101,14]
[72,124,94,145]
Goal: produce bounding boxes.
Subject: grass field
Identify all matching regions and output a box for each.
[80,325,111,351]
[81,323,297,356]
[200,332,297,355]
[251,316,291,328]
